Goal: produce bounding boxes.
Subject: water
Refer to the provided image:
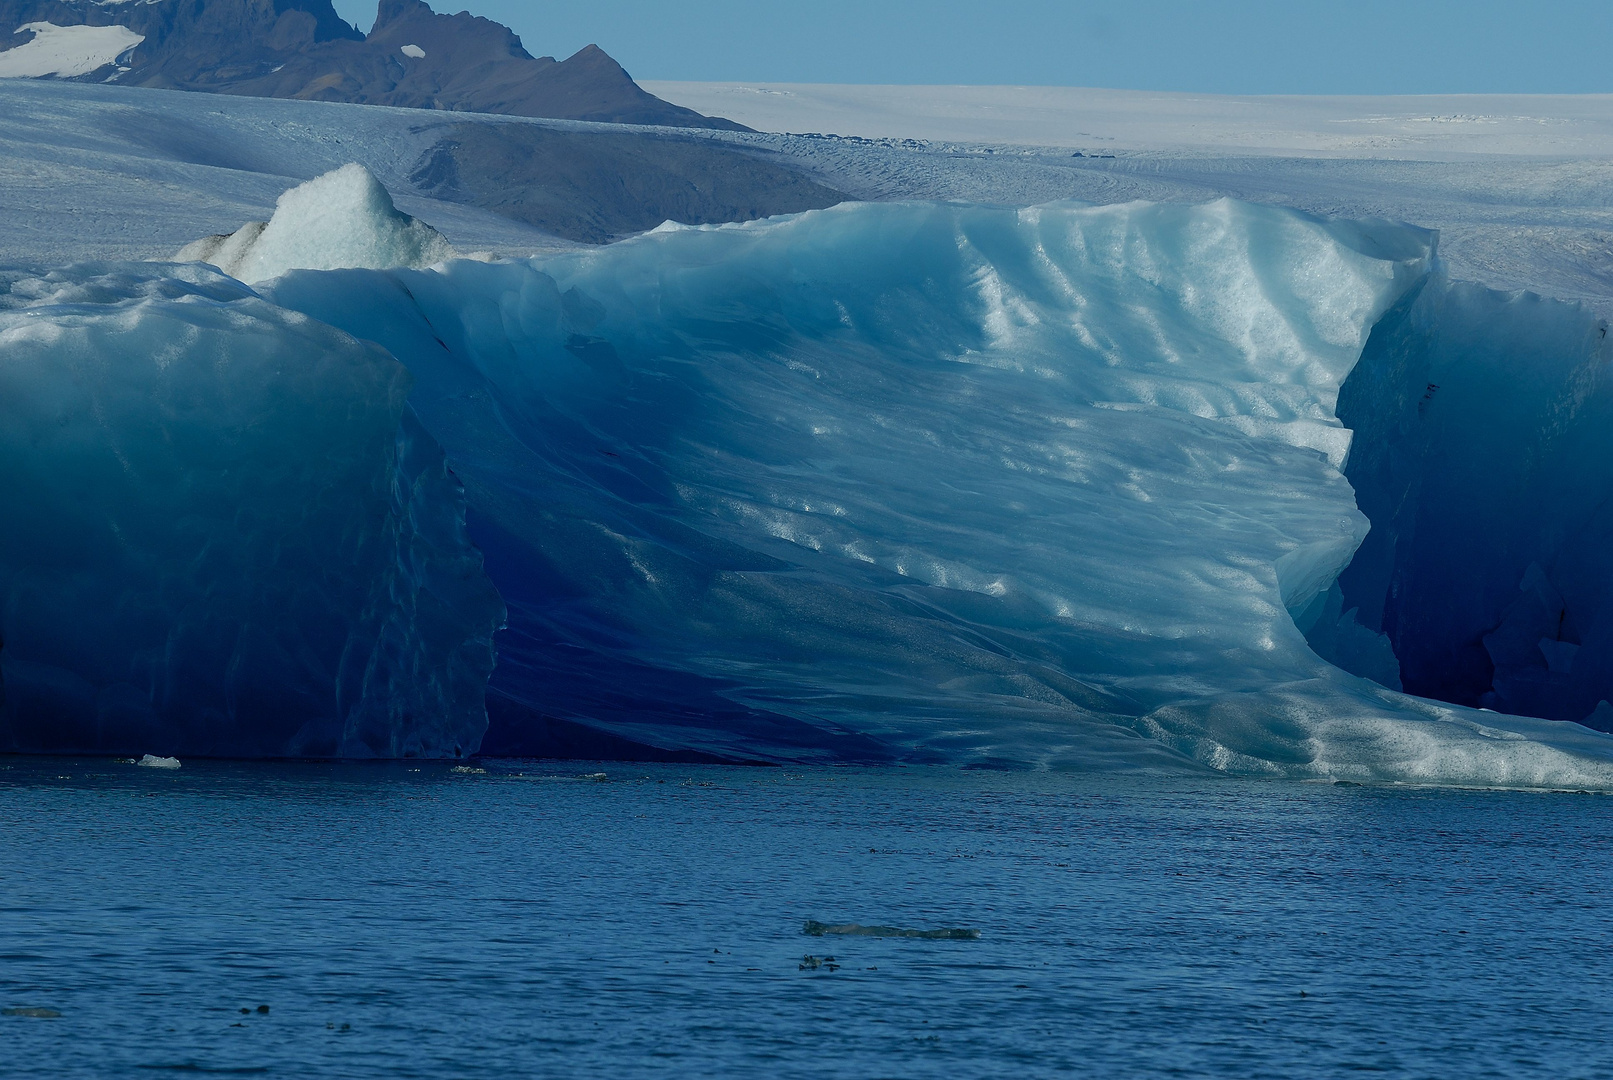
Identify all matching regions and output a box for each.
[3,760,1611,1078]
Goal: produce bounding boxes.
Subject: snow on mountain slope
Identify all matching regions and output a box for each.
[0,80,836,265]
[0,0,740,128]
[0,21,141,78]
[0,80,574,266]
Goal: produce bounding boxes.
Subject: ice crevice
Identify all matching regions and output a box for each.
[5,195,1613,786]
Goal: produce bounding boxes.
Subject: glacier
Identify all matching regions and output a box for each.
[6,195,1613,784]
[0,262,503,758]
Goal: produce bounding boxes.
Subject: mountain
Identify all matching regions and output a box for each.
[0,0,744,129]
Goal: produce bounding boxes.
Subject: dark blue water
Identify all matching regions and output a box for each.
[3,760,1611,1078]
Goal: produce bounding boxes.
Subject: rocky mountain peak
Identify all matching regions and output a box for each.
[0,0,742,128]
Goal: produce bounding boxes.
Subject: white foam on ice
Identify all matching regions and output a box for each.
[0,23,143,79]
[177,164,454,284]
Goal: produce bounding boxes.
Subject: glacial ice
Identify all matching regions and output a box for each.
[0,262,503,758]
[9,194,1613,784]
[176,164,454,284]
[257,197,1613,785]
[1318,274,1613,730]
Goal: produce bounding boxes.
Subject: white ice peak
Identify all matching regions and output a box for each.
[176,163,454,283]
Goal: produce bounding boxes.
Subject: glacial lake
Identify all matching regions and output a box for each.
[3,760,1611,1078]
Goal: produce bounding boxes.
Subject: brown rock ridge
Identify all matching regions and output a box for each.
[0,0,745,129]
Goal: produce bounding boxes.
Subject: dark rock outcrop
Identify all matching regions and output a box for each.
[411,123,847,243]
[0,0,743,129]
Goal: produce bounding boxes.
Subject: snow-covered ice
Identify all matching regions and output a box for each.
[177,164,455,282]
[0,22,143,79]
[3,79,1612,309]
[643,82,1613,157]
[0,80,578,268]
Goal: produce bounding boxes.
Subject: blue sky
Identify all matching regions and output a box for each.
[333,1,1613,94]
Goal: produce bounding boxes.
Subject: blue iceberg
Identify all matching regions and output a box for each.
[6,198,1613,785]
[0,263,502,758]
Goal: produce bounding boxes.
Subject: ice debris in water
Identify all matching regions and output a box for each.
[176,164,453,284]
[804,921,980,940]
[2,1007,62,1019]
[136,755,180,769]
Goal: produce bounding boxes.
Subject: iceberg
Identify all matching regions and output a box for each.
[0,262,503,758]
[176,164,455,284]
[9,195,1613,784]
[257,198,1613,784]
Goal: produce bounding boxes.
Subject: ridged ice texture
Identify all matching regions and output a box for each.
[0,262,503,758]
[176,164,454,284]
[272,200,1612,784]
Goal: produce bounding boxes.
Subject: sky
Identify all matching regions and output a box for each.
[332,1,1613,95]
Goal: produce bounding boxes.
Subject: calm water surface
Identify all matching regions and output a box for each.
[2,759,1611,1078]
